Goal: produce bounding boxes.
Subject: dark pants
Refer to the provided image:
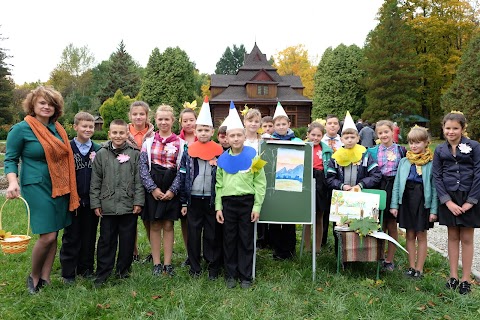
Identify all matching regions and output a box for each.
[187,197,222,274]
[222,194,254,281]
[322,189,333,245]
[95,214,137,282]
[60,205,99,278]
[256,223,270,248]
[269,224,296,258]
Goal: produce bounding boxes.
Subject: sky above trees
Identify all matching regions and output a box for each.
[1,0,383,84]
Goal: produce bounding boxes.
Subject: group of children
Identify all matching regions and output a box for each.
[58,99,478,294]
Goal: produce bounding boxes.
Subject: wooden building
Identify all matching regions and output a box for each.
[209,43,312,128]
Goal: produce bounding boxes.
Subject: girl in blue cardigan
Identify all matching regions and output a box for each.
[390,126,437,279]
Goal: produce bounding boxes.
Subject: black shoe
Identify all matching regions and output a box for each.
[142,254,153,264]
[446,277,459,290]
[459,281,471,295]
[37,278,48,290]
[226,277,237,289]
[189,269,202,278]
[208,270,219,281]
[133,254,140,262]
[412,270,423,279]
[93,278,106,288]
[63,277,75,285]
[26,275,38,295]
[116,272,130,280]
[163,265,175,277]
[152,264,163,276]
[181,257,191,267]
[404,267,416,277]
[240,280,252,289]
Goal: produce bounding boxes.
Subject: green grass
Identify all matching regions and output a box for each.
[0,195,478,319]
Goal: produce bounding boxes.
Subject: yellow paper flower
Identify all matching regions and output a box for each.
[183,100,197,110]
[251,155,267,173]
[240,105,249,116]
[257,127,264,134]
[332,145,366,167]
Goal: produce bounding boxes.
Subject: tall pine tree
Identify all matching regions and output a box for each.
[215,44,246,75]
[99,41,142,104]
[441,32,480,139]
[361,0,421,123]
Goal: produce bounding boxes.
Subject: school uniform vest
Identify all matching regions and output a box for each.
[70,141,95,207]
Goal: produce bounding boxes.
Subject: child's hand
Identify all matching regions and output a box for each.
[461,202,473,212]
[161,190,174,201]
[216,210,224,224]
[429,214,437,222]
[251,211,260,222]
[152,188,164,201]
[94,208,103,217]
[181,207,188,216]
[446,200,464,216]
[390,208,398,218]
[133,205,142,214]
[343,185,352,191]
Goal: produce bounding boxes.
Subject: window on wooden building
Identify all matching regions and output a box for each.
[257,85,269,96]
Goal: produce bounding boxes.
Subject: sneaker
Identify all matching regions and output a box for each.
[412,270,423,279]
[163,265,175,277]
[143,254,153,264]
[382,261,395,271]
[226,277,237,289]
[446,277,459,290]
[152,264,163,276]
[404,267,416,277]
[240,280,252,289]
[133,254,140,262]
[459,281,471,295]
[189,269,202,278]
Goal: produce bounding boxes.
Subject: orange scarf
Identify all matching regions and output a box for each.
[24,116,80,211]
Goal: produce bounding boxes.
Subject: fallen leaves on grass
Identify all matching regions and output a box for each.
[131,291,137,298]
[96,304,110,309]
[315,287,323,292]
[152,295,162,300]
[146,312,155,316]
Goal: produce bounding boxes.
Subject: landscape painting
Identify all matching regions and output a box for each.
[274,148,305,192]
[329,190,380,222]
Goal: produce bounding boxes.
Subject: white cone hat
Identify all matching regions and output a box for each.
[342,111,357,133]
[196,96,213,127]
[225,101,244,131]
[273,101,288,120]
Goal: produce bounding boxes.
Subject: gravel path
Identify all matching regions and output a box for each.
[426,225,480,280]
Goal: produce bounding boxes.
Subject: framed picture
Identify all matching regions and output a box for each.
[329,190,380,222]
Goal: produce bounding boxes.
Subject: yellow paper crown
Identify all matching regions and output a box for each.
[312,118,326,126]
[450,110,463,115]
[182,100,197,110]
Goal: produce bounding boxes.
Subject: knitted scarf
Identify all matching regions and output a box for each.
[406,149,433,166]
[24,116,80,211]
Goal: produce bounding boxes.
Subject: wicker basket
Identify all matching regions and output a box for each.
[0,197,31,254]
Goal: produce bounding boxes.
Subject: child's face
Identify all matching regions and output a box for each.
[325,117,340,137]
[341,133,359,149]
[376,125,393,146]
[217,133,230,148]
[181,112,196,134]
[74,120,94,142]
[129,106,148,128]
[226,128,246,152]
[307,128,323,146]
[195,125,213,143]
[155,111,174,134]
[244,117,261,135]
[443,120,463,144]
[108,124,128,148]
[274,117,290,136]
[409,140,428,154]
[261,121,274,134]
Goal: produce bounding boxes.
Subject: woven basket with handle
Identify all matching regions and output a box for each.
[0,197,31,254]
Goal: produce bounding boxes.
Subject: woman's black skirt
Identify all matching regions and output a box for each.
[142,164,180,221]
[397,181,433,231]
[438,190,480,228]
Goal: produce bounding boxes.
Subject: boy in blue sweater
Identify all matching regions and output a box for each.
[60,112,101,283]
